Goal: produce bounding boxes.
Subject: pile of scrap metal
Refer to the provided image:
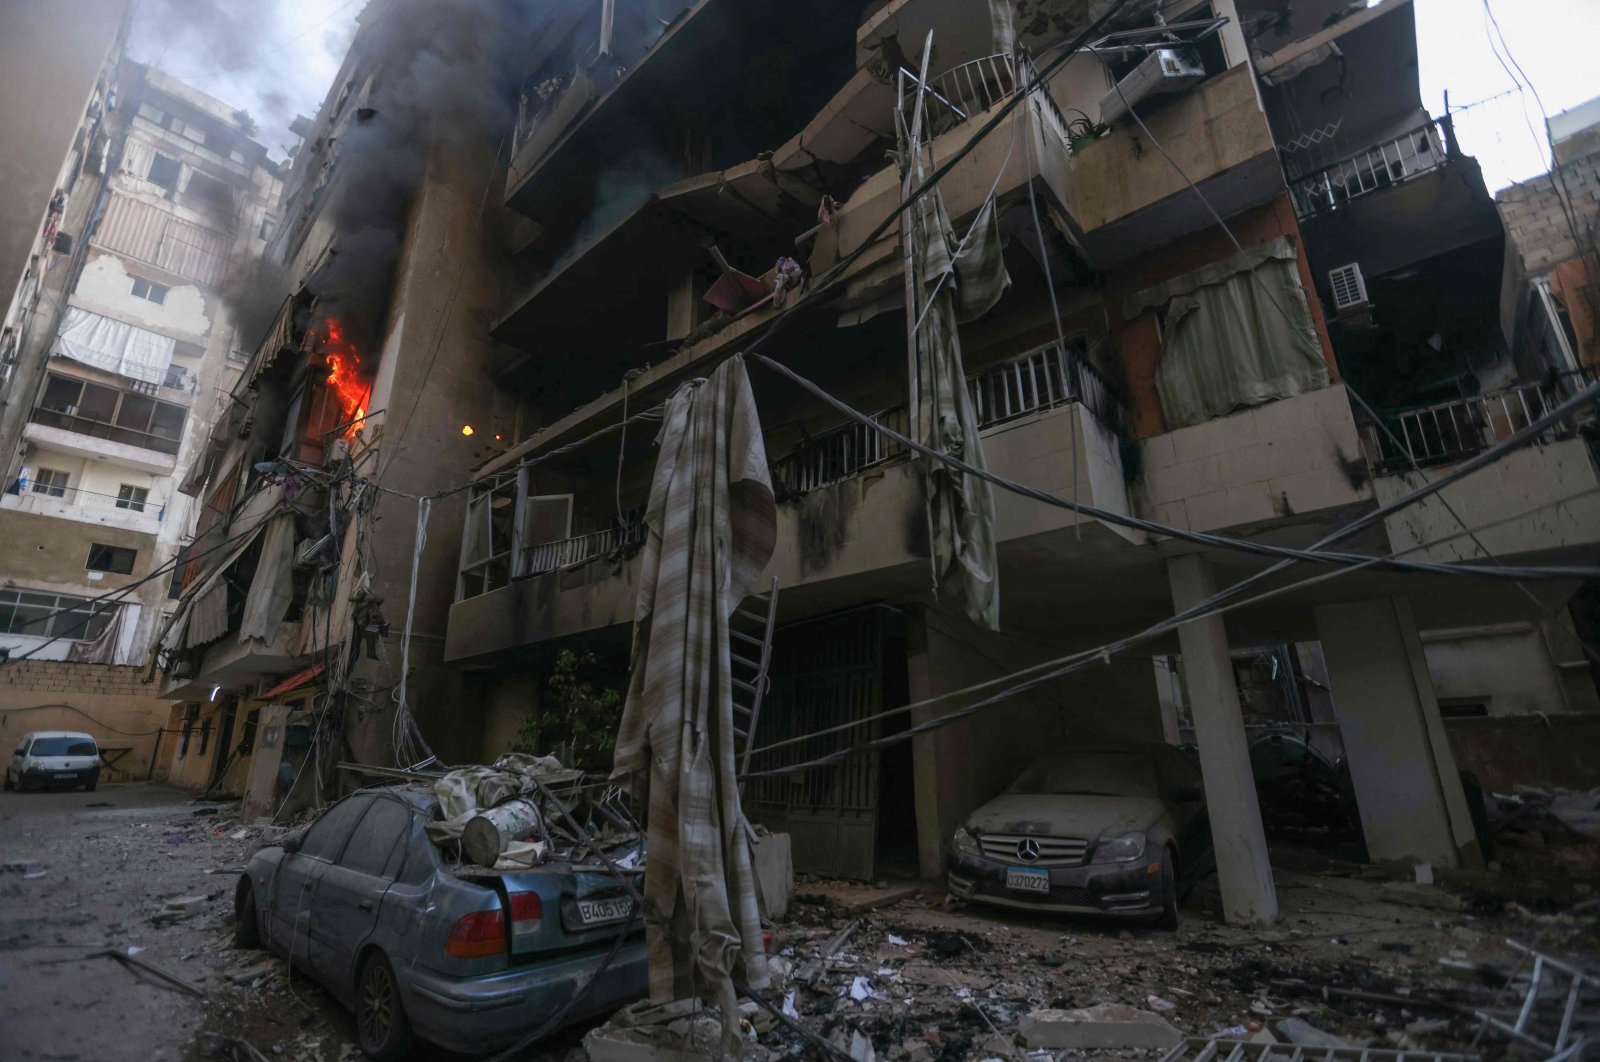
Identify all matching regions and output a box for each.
[398,753,643,872]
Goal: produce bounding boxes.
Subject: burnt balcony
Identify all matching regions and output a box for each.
[1361,378,1590,475]
[1287,119,1453,220]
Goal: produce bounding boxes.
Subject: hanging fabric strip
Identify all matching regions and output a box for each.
[54,307,176,385]
[611,356,775,1058]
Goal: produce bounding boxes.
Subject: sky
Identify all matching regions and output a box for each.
[124,0,1599,189]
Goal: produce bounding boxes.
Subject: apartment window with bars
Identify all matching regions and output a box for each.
[32,469,70,498]
[116,485,149,512]
[0,588,117,641]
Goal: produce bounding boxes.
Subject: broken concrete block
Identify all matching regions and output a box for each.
[1274,1018,1358,1049]
[1019,1004,1183,1050]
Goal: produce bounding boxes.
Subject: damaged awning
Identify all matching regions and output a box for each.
[246,297,302,391]
[158,481,287,655]
[53,307,176,386]
[260,663,325,699]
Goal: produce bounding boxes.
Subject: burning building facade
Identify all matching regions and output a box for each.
[155,0,528,802]
[438,0,1600,927]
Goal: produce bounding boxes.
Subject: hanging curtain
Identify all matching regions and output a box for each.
[611,356,775,1057]
[238,513,297,643]
[901,84,1003,631]
[1125,236,1329,430]
[54,307,176,385]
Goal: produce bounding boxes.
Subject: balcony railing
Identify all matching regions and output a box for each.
[29,407,182,456]
[770,339,1124,497]
[1368,380,1570,473]
[901,52,1071,144]
[523,520,646,576]
[1288,118,1454,220]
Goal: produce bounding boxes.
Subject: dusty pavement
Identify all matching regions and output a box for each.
[2,784,1596,1061]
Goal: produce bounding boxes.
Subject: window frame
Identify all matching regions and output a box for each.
[116,484,149,512]
[86,542,137,575]
[0,588,118,641]
[130,277,170,305]
[147,153,181,191]
[32,469,70,498]
[38,372,187,446]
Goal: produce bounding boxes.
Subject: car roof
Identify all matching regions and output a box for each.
[25,731,96,741]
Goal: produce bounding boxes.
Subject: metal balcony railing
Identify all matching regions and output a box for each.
[523,520,646,576]
[900,51,1072,144]
[29,407,182,456]
[770,407,911,496]
[1288,118,1455,220]
[1369,380,1569,473]
[770,340,1124,497]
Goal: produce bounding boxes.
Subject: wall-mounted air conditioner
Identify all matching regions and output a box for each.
[1098,47,1207,125]
[1328,262,1370,314]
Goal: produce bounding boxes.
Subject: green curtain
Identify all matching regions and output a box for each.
[1126,236,1329,430]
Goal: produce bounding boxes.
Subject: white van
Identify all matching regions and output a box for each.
[4,731,101,792]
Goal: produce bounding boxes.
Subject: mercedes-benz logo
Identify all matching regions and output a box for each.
[1015,838,1041,863]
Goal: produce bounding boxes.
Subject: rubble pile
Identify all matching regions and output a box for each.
[582,869,1598,1062]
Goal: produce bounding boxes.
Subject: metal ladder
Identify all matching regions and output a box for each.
[730,577,779,792]
[1475,939,1598,1059]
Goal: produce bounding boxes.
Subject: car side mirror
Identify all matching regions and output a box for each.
[280,832,303,854]
[1174,787,1204,803]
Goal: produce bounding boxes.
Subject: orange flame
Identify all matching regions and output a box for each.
[320,318,370,439]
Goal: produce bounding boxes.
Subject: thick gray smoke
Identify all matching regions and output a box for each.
[301,0,537,351]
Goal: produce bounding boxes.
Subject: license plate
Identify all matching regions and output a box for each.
[576,897,634,926]
[1006,867,1050,893]
[55,773,76,780]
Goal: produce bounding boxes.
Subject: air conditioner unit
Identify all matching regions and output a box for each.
[1098,47,1207,125]
[1328,262,1370,313]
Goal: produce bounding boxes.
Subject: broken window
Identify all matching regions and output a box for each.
[457,480,527,599]
[1125,236,1329,430]
[147,153,180,191]
[258,214,278,242]
[130,277,169,305]
[31,469,70,498]
[184,170,233,208]
[116,485,149,512]
[0,589,116,641]
[86,543,137,575]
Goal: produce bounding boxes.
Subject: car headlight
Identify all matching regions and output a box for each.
[950,827,982,860]
[1091,830,1147,864]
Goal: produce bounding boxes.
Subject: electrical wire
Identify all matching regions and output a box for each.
[0,702,165,737]
[743,481,1600,765]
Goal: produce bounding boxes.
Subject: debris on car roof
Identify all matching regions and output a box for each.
[417,752,643,871]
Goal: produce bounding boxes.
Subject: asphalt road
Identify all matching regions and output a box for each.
[0,782,260,1061]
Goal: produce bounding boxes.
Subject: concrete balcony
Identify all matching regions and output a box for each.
[1067,63,1281,266]
[444,396,1135,662]
[160,622,309,700]
[24,417,179,475]
[0,485,163,536]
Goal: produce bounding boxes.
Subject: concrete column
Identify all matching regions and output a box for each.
[1167,555,1278,925]
[1314,596,1482,869]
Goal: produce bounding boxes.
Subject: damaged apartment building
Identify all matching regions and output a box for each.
[0,2,284,776]
[156,0,1599,925]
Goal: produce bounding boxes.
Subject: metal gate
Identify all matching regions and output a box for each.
[744,607,898,881]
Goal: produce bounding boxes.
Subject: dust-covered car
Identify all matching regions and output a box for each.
[234,786,646,1060]
[5,731,101,791]
[947,744,1213,928]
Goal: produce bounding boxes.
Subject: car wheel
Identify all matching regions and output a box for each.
[1155,848,1180,931]
[234,878,262,949]
[355,952,413,1061]
[83,777,97,792]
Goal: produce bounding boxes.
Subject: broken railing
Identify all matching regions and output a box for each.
[900,51,1072,144]
[1288,117,1455,220]
[771,339,1124,496]
[523,520,646,576]
[1366,379,1570,473]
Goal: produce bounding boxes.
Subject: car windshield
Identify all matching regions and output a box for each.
[29,737,96,757]
[1009,751,1158,797]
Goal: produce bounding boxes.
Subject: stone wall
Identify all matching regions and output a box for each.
[1497,153,1600,277]
[0,660,171,780]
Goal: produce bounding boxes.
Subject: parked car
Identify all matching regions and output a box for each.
[234,786,647,1059]
[5,731,101,791]
[947,744,1213,928]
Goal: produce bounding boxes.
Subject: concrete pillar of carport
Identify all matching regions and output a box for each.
[1166,554,1279,926]
[1314,596,1483,869]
